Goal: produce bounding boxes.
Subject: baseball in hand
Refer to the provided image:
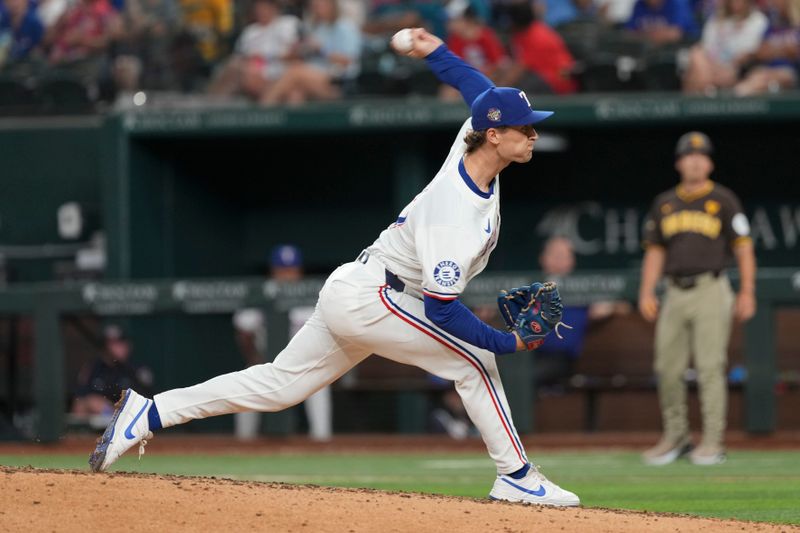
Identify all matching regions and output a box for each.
[391,29,414,54]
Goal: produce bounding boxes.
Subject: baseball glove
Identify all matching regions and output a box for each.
[497,281,570,351]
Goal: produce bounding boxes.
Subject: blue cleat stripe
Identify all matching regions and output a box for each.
[501,476,546,497]
[124,399,151,439]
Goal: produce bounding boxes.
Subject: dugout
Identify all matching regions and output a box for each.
[2,93,800,440]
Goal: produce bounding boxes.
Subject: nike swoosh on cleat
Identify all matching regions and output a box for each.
[124,399,151,440]
[501,476,546,497]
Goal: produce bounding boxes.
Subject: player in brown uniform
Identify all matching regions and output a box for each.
[638,131,757,465]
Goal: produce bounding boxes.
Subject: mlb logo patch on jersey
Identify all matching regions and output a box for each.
[434,261,461,287]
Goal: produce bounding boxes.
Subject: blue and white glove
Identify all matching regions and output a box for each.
[497,281,567,351]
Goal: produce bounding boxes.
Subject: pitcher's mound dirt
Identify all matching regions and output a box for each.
[0,466,789,532]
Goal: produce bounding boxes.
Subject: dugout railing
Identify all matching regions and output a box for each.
[0,268,797,443]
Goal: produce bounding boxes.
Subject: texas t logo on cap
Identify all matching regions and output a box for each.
[470,87,553,131]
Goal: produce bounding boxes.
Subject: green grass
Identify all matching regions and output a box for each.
[3,450,799,525]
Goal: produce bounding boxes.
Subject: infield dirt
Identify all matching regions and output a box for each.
[1,466,794,533]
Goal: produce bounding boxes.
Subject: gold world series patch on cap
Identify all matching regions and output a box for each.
[691,133,706,149]
[487,108,501,122]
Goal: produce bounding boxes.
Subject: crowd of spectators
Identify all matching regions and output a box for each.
[0,0,798,111]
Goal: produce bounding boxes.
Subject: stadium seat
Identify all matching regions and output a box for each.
[557,20,602,62]
[641,48,685,92]
[578,53,641,93]
[0,76,36,116]
[353,43,406,97]
[402,63,440,96]
[37,75,93,114]
[595,32,647,59]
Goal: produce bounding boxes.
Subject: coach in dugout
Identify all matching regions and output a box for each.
[638,131,756,466]
[72,324,154,423]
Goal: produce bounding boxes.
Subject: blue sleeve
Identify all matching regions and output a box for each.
[538,306,589,358]
[673,0,698,36]
[11,16,43,59]
[624,1,643,30]
[424,296,517,355]
[29,18,44,50]
[425,44,494,107]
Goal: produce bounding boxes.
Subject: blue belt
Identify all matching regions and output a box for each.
[357,250,405,292]
[385,269,406,292]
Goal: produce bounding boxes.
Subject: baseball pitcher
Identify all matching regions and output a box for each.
[89,28,579,506]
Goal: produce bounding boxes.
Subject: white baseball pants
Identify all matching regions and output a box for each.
[154,255,528,473]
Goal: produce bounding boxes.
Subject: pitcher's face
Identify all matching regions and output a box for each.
[495,125,538,163]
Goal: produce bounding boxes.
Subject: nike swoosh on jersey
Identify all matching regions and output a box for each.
[484,220,491,233]
[124,400,151,440]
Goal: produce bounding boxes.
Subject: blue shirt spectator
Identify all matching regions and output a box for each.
[306,14,362,79]
[541,0,579,28]
[0,0,44,63]
[538,306,590,357]
[625,0,698,40]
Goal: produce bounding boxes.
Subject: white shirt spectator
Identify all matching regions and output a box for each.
[236,15,300,79]
[701,8,768,65]
[597,0,638,24]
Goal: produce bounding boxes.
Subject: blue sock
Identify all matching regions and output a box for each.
[508,463,530,479]
[147,402,162,431]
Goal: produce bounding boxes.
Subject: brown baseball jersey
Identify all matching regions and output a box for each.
[643,181,751,277]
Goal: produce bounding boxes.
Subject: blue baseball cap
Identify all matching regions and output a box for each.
[470,87,553,131]
[269,244,303,268]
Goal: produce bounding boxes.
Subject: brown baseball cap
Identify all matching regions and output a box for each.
[675,131,713,158]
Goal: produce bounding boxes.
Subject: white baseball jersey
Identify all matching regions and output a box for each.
[367,118,501,301]
[154,116,530,474]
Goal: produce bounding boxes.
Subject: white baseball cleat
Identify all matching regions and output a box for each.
[489,465,580,507]
[89,389,154,472]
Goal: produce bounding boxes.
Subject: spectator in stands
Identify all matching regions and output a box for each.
[232,244,332,441]
[533,236,631,388]
[36,0,69,28]
[112,0,180,91]
[362,0,448,39]
[625,0,698,44]
[339,0,368,26]
[207,0,299,100]
[176,0,233,66]
[47,0,119,85]
[260,0,361,104]
[597,0,638,25]
[572,0,602,21]
[733,0,800,96]
[495,0,578,94]
[538,0,580,28]
[0,0,44,68]
[439,3,508,100]
[533,236,588,388]
[682,0,768,94]
[71,324,154,421]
